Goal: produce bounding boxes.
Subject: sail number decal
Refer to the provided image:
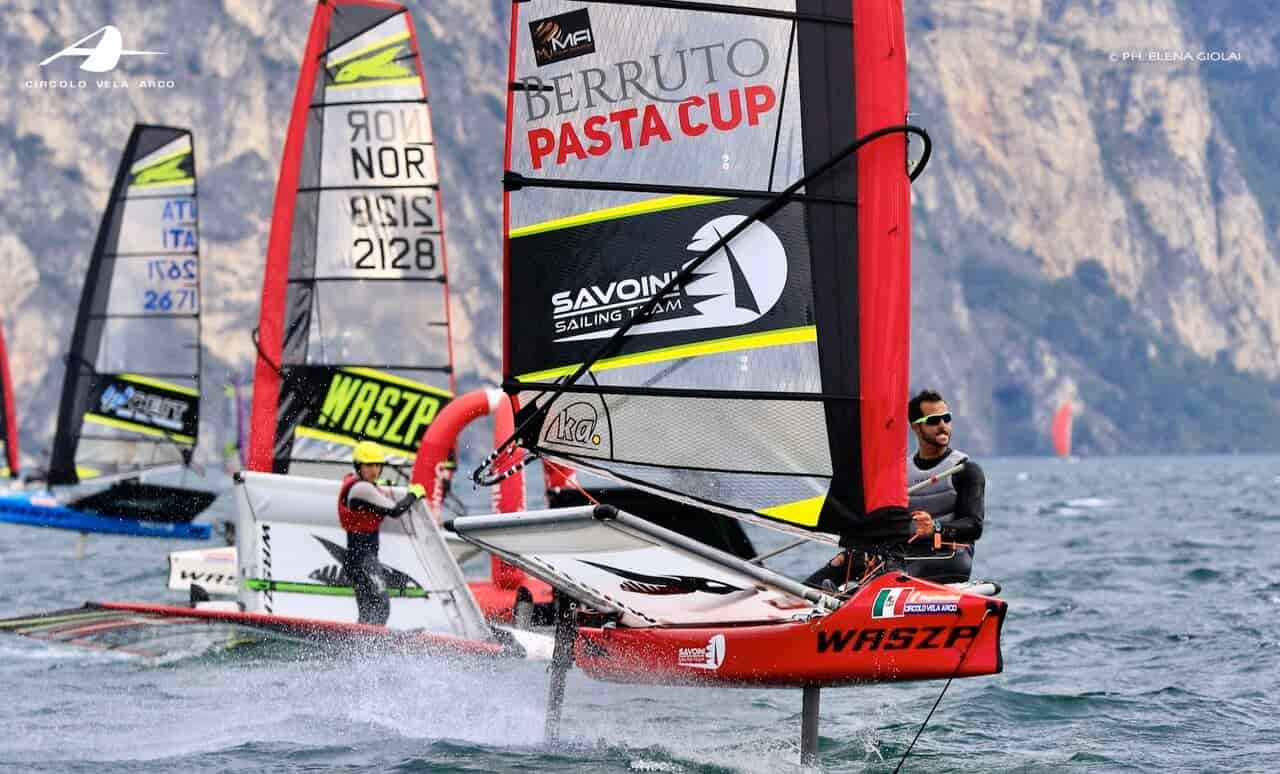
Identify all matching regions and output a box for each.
[142,288,197,311]
[110,194,199,315]
[349,193,437,272]
[319,105,442,278]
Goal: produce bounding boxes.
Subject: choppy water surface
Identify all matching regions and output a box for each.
[2,455,1278,772]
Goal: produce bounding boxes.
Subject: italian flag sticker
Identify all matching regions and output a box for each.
[872,587,910,619]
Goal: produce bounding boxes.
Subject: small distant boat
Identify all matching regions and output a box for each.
[0,125,213,540]
[0,320,18,481]
[1052,400,1074,457]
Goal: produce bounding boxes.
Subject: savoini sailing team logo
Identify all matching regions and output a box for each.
[552,214,788,342]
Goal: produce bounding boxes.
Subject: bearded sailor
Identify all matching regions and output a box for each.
[339,441,426,625]
[805,389,986,588]
[900,390,986,583]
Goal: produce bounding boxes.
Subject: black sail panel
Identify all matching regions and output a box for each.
[49,125,200,485]
[496,0,913,540]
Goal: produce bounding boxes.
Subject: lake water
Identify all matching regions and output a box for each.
[1,455,1277,772]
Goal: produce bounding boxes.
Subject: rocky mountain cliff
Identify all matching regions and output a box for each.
[2,0,1277,463]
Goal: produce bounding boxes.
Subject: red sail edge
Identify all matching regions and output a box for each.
[855,0,911,515]
[1052,401,1073,457]
[0,322,17,477]
[248,3,332,473]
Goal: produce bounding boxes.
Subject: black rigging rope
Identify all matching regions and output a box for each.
[474,124,932,486]
[892,608,992,773]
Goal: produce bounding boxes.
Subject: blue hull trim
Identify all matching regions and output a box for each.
[0,493,212,539]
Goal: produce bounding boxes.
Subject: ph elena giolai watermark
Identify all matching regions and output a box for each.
[24,25,177,90]
[1108,49,1243,63]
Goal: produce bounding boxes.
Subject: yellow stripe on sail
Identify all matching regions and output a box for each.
[342,367,453,398]
[515,325,817,383]
[327,30,411,68]
[760,495,824,527]
[119,373,198,397]
[129,148,193,188]
[83,413,194,444]
[510,194,732,239]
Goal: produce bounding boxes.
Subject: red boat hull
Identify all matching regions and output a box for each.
[575,573,1005,687]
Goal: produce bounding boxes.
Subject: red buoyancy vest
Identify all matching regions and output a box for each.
[338,473,384,533]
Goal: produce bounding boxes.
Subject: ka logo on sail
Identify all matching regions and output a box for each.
[40,26,165,72]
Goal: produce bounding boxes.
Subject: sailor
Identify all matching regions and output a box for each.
[899,389,985,582]
[805,389,986,588]
[338,441,426,625]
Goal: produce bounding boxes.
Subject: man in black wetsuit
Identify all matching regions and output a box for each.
[338,441,426,625]
[805,389,986,588]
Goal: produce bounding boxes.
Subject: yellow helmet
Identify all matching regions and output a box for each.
[352,441,388,465]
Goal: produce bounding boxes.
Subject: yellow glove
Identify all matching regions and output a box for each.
[407,483,427,500]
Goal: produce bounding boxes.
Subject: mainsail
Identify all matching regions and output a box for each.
[47,125,201,486]
[249,0,455,479]
[1,321,18,479]
[485,0,917,542]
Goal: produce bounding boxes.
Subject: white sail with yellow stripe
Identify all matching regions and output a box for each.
[249,0,456,479]
[49,125,202,485]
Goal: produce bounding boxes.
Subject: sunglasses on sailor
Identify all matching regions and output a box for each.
[912,411,952,426]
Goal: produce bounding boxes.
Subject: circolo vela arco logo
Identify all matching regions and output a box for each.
[40,26,165,73]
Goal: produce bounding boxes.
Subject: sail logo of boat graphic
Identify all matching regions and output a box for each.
[678,634,726,670]
[308,536,424,593]
[580,561,744,596]
[333,45,411,85]
[552,214,788,343]
[40,26,165,73]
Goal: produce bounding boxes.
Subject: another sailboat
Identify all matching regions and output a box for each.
[0,320,18,482]
[1052,399,1074,457]
[37,0,548,659]
[248,0,456,480]
[452,0,1005,762]
[0,125,213,540]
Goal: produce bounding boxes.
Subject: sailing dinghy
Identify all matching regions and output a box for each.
[0,471,548,660]
[170,0,460,595]
[175,0,470,588]
[146,0,542,657]
[0,125,213,540]
[453,0,1006,762]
